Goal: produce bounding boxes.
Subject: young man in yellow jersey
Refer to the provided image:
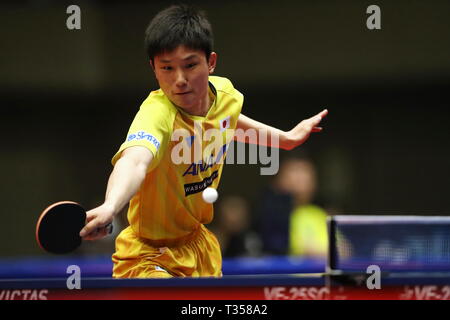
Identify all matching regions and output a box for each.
[79,4,328,278]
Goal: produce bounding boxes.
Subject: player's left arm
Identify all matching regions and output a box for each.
[235,109,328,150]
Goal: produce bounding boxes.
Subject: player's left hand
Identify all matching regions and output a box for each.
[282,109,328,150]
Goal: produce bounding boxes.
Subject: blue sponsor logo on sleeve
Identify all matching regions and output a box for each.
[127,131,161,150]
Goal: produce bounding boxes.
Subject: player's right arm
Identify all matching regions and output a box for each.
[80,146,153,240]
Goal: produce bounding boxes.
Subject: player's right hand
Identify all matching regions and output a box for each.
[80,203,115,241]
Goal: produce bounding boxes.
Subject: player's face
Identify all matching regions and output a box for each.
[152,46,217,115]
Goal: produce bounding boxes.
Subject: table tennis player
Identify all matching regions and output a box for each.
[79,4,328,278]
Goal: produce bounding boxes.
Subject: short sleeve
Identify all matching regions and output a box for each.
[111,96,174,169]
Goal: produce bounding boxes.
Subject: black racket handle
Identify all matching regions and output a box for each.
[95,223,113,235]
[105,223,113,234]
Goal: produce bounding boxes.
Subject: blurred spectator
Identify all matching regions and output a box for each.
[256,153,329,258]
[209,195,262,258]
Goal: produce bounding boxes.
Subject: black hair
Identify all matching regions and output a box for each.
[144,4,213,63]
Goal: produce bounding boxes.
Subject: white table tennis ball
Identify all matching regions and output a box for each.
[202,187,218,203]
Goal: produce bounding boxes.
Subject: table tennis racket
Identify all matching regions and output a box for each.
[36,201,113,254]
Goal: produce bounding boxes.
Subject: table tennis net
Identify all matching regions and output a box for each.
[328,215,450,272]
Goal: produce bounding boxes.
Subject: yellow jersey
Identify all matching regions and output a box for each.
[112,76,243,242]
[289,204,329,257]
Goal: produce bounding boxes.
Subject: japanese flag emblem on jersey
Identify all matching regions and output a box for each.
[219,116,231,132]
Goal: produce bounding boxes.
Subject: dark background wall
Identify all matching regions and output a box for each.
[1,0,449,257]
